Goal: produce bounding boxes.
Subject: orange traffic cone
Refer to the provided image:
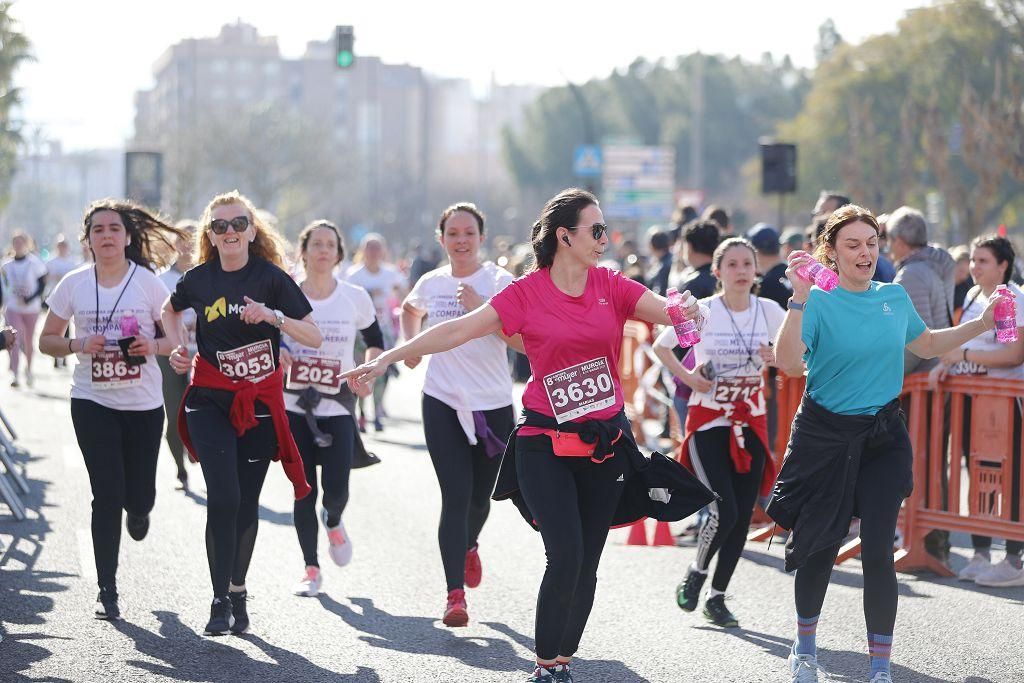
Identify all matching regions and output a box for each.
[626,520,648,546]
[652,521,675,546]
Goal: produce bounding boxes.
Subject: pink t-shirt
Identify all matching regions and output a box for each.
[489,266,648,432]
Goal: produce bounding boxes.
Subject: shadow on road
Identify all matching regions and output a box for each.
[317,594,531,673]
[742,548,928,599]
[182,488,295,527]
[483,621,651,682]
[113,610,378,682]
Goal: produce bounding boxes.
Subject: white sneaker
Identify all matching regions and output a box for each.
[322,509,353,567]
[975,558,1024,587]
[293,565,322,597]
[788,646,821,682]
[870,671,894,682]
[957,553,992,582]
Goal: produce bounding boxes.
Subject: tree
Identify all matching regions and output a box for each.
[0,2,31,213]
[815,19,844,65]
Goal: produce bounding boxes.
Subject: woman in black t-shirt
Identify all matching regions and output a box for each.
[161,190,321,636]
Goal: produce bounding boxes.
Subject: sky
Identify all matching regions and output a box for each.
[14,0,929,151]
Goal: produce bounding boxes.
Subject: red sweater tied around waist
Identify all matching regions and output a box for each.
[679,400,777,497]
[177,354,311,500]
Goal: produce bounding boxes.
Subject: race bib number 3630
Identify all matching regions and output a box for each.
[91,349,142,390]
[543,357,616,423]
[216,340,275,382]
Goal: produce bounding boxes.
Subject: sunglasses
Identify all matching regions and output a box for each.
[209,215,251,235]
[567,223,609,241]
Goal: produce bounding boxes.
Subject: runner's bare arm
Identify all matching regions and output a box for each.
[341,303,503,384]
[632,289,707,328]
[400,301,426,368]
[241,296,322,349]
[907,300,996,359]
[38,311,73,357]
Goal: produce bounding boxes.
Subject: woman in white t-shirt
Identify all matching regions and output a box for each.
[656,237,785,628]
[2,231,48,387]
[38,199,187,621]
[283,221,383,598]
[346,233,408,432]
[930,234,1024,588]
[400,203,519,628]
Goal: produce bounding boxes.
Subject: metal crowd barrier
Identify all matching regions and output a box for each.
[0,405,29,521]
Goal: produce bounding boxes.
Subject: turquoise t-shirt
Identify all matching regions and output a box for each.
[801,281,926,415]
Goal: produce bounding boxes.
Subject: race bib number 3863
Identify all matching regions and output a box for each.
[91,349,142,390]
[543,357,616,424]
[216,340,275,382]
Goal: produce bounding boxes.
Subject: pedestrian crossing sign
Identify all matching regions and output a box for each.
[573,145,603,178]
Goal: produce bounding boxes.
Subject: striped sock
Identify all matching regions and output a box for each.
[794,614,819,656]
[868,633,893,676]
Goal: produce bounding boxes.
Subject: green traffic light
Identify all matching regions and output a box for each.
[337,50,353,68]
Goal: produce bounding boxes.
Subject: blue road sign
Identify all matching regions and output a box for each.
[573,145,603,177]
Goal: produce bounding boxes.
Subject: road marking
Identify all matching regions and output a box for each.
[77,528,96,581]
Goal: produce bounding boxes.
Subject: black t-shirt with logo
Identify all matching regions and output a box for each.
[170,256,312,411]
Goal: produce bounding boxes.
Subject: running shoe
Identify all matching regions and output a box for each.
[125,513,150,541]
[294,566,322,597]
[94,587,120,620]
[703,594,739,628]
[552,663,574,682]
[527,665,557,681]
[442,588,468,627]
[788,645,822,683]
[464,545,482,589]
[373,418,384,432]
[204,596,233,636]
[176,472,189,492]
[870,672,893,683]
[675,567,706,612]
[321,508,353,566]
[229,590,249,634]
[975,558,1024,587]
[957,553,992,582]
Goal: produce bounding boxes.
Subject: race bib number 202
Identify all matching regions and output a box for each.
[543,357,616,423]
[216,340,275,382]
[286,356,344,395]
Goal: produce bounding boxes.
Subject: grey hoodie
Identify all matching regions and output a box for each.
[894,245,955,374]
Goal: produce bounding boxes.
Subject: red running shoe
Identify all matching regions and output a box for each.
[442,588,468,627]
[464,545,482,589]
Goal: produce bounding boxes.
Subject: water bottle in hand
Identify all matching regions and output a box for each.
[666,287,701,346]
[994,285,1019,343]
[120,313,140,338]
[795,260,839,291]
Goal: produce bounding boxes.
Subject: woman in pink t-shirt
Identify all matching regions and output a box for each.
[344,188,707,682]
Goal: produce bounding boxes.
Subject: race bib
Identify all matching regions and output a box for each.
[543,357,616,424]
[216,340,275,382]
[91,349,142,390]
[286,356,344,395]
[712,375,762,404]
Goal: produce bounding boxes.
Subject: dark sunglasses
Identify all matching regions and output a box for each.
[567,222,609,241]
[209,215,251,235]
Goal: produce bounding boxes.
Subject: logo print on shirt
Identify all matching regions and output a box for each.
[598,298,609,305]
[205,297,227,322]
[882,302,893,315]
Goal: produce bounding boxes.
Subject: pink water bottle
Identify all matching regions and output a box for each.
[795,259,839,291]
[994,285,1018,344]
[120,313,139,338]
[666,287,701,346]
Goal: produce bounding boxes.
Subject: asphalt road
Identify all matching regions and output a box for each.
[1,362,1021,682]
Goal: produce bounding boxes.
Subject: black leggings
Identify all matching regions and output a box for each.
[687,426,766,591]
[422,395,514,591]
[70,399,163,590]
[794,422,913,636]
[158,356,188,479]
[289,411,355,568]
[516,435,631,661]
[186,406,275,597]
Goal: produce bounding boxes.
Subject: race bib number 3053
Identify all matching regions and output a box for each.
[286,356,344,394]
[543,357,616,423]
[216,340,275,382]
[91,349,142,390]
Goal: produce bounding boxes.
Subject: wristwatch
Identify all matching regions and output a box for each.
[787,299,806,311]
[272,309,286,329]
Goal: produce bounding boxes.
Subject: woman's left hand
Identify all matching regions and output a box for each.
[666,290,700,321]
[758,343,775,366]
[939,348,963,367]
[456,283,484,312]
[241,296,275,326]
[128,336,157,357]
[980,296,998,332]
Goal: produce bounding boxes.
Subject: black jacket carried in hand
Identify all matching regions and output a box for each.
[765,395,911,571]
[493,409,716,530]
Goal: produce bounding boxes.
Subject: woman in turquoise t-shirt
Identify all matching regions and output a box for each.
[771,205,997,683]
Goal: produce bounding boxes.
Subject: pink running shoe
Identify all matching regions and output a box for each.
[464,545,482,589]
[442,588,469,627]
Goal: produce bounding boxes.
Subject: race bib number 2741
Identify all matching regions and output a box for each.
[543,357,616,424]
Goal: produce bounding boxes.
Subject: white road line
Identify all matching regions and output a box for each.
[76,528,96,581]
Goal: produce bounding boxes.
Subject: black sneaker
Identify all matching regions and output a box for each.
[229,590,249,634]
[95,587,121,620]
[125,513,150,541]
[527,666,556,681]
[204,597,234,636]
[552,664,574,682]
[703,594,739,628]
[675,568,706,612]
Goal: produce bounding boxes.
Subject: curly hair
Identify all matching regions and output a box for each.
[81,199,188,271]
[197,191,289,268]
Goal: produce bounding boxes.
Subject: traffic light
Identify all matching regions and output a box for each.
[335,26,354,68]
